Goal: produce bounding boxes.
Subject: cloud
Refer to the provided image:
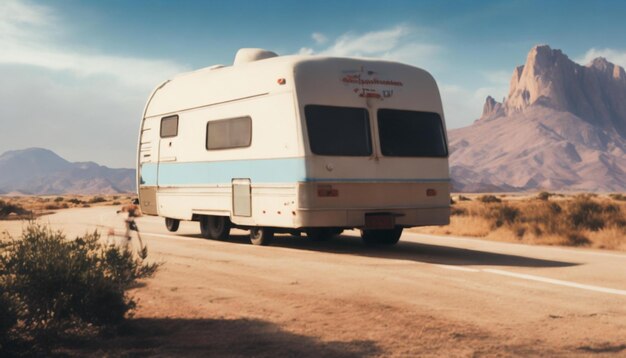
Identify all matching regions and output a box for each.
[311,32,327,45]
[0,0,189,167]
[298,25,441,70]
[575,48,626,68]
[0,0,187,88]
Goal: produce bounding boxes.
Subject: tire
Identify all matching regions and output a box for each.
[250,227,274,246]
[306,228,343,241]
[199,215,231,240]
[360,227,403,245]
[165,218,180,232]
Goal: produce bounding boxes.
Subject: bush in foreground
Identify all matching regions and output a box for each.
[0,223,158,353]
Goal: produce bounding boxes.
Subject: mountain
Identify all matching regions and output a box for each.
[0,148,135,195]
[449,45,626,192]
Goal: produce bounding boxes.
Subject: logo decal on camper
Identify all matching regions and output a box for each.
[341,67,403,100]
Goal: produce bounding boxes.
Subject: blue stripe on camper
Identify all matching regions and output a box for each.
[139,158,450,186]
[140,164,158,185]
[140,158,306,186]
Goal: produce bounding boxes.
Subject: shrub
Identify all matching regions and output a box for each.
[0,201,31,219]
[451,207,467,216]
[609,193,626,201]
[67,198,83,205]
[486,205,520,228]
[111,201,121,206]
[88,196,106,204]
[566,198,605,231]
[53,197,64,202]
[479,195,502,203]
[0,223,158,347]
[458,195,471,201]
[537,191,552,201]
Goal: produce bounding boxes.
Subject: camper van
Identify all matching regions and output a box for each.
[137,48,450,246]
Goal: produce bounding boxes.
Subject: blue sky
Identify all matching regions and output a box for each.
[2,0,626,167]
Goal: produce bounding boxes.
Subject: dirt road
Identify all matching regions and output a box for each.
[2,207,625,356]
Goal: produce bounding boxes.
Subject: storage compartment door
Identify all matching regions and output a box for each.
[232,178,252,217]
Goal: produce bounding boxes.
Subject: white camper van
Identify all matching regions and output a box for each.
[137,48,450,246]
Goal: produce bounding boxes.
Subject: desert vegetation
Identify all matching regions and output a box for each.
[0,222,158,355]
[0,195,136,220]
[0,200,32,220]
[413,193,626,251]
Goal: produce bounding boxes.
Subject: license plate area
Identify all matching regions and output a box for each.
[364,213,395,230]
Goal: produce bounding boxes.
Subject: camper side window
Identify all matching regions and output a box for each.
[377,109,448,157]
[305,105,372,156]
[160,115,179,138]
[206,116,252,150]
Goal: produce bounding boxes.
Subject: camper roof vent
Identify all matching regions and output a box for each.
[234,48,278,65]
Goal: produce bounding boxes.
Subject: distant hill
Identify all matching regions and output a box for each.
[449,45,626,192]
[0,148,135,195]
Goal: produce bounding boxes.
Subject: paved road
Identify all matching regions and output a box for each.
[2,207,626,356]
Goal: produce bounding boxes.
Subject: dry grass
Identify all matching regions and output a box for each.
[0,195,136,220]
[412,193,626,251]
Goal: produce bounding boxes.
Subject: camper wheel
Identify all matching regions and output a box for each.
[199,215,231,240]
[360,227,403,245]
[165,218,180,232]
[250,227,274,246]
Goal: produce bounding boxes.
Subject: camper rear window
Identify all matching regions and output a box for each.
[377,109,448,157]
[305,105,372,156]
[206,116,252,150]
[160,115,179,138]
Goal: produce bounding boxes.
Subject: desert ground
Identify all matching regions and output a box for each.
[1,205,625,356]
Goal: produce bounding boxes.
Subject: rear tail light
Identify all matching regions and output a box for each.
[426,189,437,197]
[317,184,339,197]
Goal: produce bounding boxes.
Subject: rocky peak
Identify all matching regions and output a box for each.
[479,44,626,137]
[479,96,505,122]
[587,57,626,81]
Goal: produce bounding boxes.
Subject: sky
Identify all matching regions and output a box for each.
[2,0,626,168]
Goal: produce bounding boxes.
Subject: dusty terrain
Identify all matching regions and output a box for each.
[2,207,626,356]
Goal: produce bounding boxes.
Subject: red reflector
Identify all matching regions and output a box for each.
[277,78,286,85]
[426,189,437,196]
[317,185,338,197]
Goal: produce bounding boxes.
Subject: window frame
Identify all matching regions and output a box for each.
[376,108,449,158]
[160,115,179,138]
[205,116,253,151]
[304,104,373,157]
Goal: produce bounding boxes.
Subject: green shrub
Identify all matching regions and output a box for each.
[479,195,502,203]
[67,198,83,205]
[0,223,158,345]
[88,196,106,204]
[54,197,64,202]
[458,195,471,201]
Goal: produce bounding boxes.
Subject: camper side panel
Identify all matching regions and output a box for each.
[140,91,306,227]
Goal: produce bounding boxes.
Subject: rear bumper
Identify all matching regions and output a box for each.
[293,206,450,228]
